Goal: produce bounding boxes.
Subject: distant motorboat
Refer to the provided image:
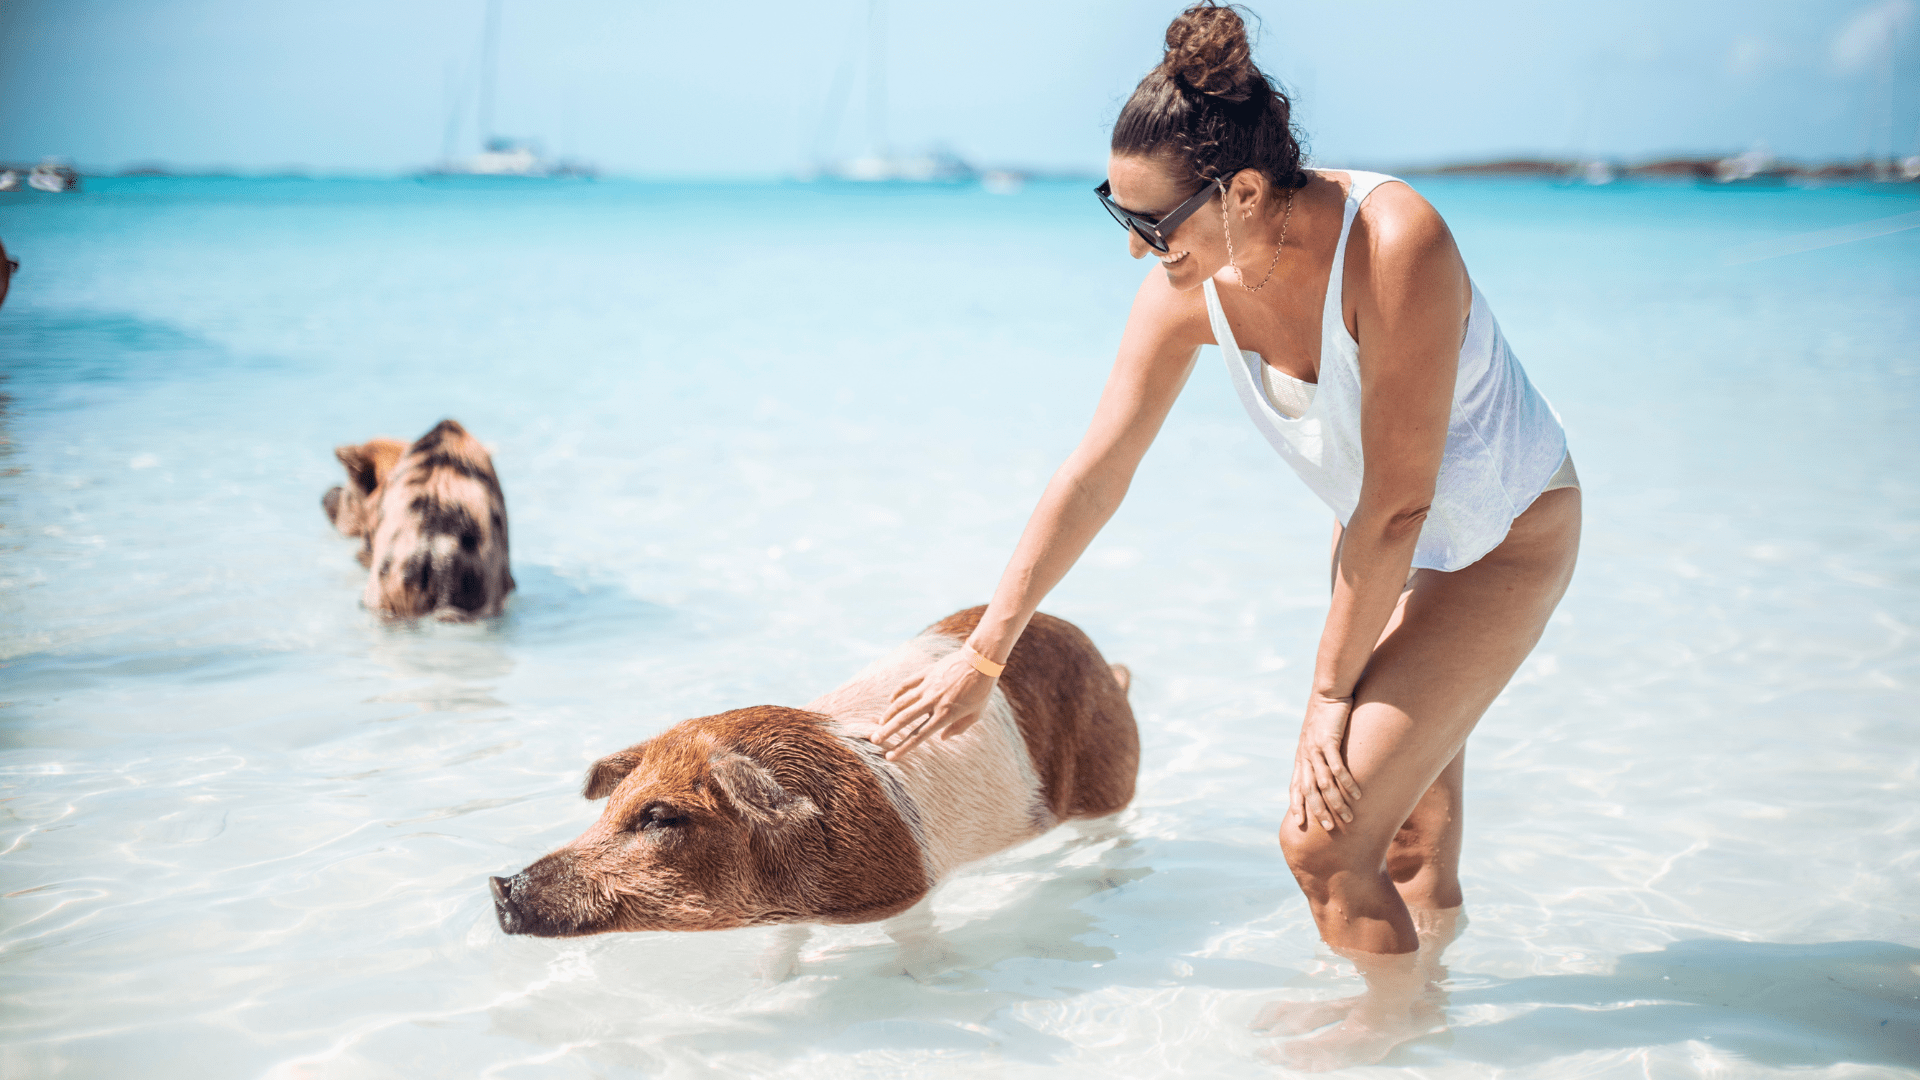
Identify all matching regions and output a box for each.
[0,160,80,193]
[28,167,68,193]
[1710,145,1790,186]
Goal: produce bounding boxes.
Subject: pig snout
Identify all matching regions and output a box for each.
[491,874,538,936]
[491,865,594,937]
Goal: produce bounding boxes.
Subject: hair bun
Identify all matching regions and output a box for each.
[1162,2,1259,103]
[1114,0,1306,192]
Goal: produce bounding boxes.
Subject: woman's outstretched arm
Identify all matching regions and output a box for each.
[872,270,1207,759]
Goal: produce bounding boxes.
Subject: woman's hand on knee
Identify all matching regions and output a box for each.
[1290,693,1364,833]
[872,652,996,761]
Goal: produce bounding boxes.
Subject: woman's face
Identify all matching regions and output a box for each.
[1105,153,1229,291]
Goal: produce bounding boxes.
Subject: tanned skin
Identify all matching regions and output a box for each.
[872,159,1579,1065]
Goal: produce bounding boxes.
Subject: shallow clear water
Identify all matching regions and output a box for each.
[1,175,1917,1078]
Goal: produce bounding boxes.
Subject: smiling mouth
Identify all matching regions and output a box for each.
[1160,250,1188,267]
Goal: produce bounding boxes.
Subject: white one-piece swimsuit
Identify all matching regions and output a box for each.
[1205,171,1576,572]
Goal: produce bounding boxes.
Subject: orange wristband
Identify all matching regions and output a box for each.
[961,644,1005,679]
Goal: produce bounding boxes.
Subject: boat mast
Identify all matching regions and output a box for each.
[440,61,465,163]
[865,0,887,159]
[479,0,502,150]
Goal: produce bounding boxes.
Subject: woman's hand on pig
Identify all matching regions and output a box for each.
[873,650,996,760]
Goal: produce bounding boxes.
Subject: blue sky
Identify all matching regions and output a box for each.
[0,0,1913,174]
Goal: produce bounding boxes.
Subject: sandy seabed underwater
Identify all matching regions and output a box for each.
[1,175,1917,1078]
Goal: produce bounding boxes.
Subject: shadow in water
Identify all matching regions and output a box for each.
[358,564,673,707]
[492,563,676,649]
[794,819,1157,986]
[1435,938,1920,1070]
[0,307,283,394]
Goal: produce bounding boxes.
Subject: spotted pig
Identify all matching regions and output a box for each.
[322,418,514,620]
[489,606,1139,937]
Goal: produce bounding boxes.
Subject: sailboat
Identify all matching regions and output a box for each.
[422,0,594,179]
[436,137,590,179]
[803,0,977,183]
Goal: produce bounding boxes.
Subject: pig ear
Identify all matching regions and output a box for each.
[709,752,817,830]
[582,749,643,800]
[335,444,381,496]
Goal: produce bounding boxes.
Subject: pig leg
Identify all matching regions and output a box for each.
[882,901,953,981]
[755,923,812,984]
[1068,813,1128,848]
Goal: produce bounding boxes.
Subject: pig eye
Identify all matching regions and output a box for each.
[639,804,685,830]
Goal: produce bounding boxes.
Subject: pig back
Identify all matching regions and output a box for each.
[924,607,1139,823]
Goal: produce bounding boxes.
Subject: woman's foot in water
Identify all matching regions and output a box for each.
[1250,992,1365,1036]
[1252,908,1464,1068]
[1261,1001,1446,1071]
[1250,986,1445,1037]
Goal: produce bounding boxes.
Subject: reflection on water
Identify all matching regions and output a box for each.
[1441,939,1920,1071]
[0,177,1915,1078]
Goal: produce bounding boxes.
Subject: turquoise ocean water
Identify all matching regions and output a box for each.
[1,175,1916,1077]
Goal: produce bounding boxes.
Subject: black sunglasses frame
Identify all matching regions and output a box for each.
[1095,175,1227,253]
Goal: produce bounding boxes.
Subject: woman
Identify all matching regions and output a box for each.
[874,2,1579,1068]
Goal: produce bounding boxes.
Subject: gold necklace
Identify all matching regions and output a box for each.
[1223,184,1295,293]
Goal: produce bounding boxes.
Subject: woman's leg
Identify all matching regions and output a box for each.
[1281,488,1579,952]
[1252,749,1466,1037]
[1267,489,1579,1069]
[1386,749,1465,910]
[1326,517,1470,916]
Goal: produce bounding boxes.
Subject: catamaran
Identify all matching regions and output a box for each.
[421,0,594,180]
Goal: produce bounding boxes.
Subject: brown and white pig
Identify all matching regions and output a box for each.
[490,606,1138,937]
[322,418,514,620]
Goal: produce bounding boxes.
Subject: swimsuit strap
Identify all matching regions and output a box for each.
[1323,171,1401,346]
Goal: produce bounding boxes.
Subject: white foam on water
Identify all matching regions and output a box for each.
[0,177,1915,1077]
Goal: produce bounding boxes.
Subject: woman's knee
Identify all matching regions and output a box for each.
[1385,802,1450,874]
[1386,826,1439,884]
[1277,821,1373,893]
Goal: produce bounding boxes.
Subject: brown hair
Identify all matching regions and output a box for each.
[1111,2,1308,192]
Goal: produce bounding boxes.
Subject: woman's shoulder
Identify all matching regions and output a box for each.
[1128,264,1218,350]
[1335,173,1469,327]
[1343,174,1454,265]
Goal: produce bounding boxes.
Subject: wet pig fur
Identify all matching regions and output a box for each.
[322,418,514,620]
[491,606,1138,936]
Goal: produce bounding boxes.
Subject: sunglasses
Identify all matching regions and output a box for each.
[1095,175,1224,253]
